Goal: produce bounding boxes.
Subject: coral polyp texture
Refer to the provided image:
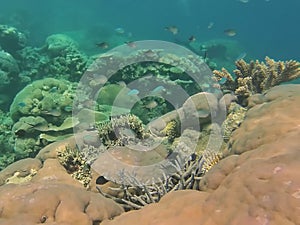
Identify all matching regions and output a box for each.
[213,57,300,104]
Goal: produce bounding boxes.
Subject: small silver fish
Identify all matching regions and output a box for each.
[150,86,166,95]
[144,100,158,109]
[127,89,139,96]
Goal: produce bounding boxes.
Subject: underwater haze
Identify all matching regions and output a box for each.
[0,0,299,60]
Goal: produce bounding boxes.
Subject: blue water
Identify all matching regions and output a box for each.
[0,0,299,60]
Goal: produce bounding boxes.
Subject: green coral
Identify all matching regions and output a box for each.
[130,96,171,124]
[9,78,77,160]
[10,77,75,124]
[0,110,14,170]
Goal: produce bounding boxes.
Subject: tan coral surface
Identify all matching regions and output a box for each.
[101,84,300,225]
[0,146,124,225]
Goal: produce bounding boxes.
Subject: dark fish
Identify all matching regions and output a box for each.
[125,41,136,48]
[18,102,26,107]
[203,50,208,59]
[188,35,196,42]
[224,29,237,37]
[165,26,179,35]
[96,176,109,185]
[49,86,58,93]
[143,49,157,58]
[96,42,109,49]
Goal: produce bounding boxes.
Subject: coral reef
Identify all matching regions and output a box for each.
[101,84,300,225]
[0,110,14,170]
[96,114,148,147]
[9,78,77,159]
[228,84,300,155]
[10,77,75,123]
[57,145,91,187]
[221,102,247,142]
[0,158,124,225]
[162,120,180,142]
[17,34,88,83]
[0,50,20,109]
[213,57,300,104]
[0,24,27,54]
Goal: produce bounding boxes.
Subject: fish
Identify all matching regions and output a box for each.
[96,42,109,49]
[144,100,158,109]
[207,22,214,29]
[150,86,166,95]
[143,49,157,58]
[49,86,58,93]
[224,29,237,37]
[164,26,179,35]
[63,105,73,112]
[235,52,247,61]
[237,0,249,3]
[188,35,196,42]
[127,89,140,96]
[114,27,125,34]
[93,74,108,85]
[125,41,136,48]
[219,77,227,85]
[18,102,26,107]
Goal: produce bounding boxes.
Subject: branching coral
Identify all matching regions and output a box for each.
[161,120,180,142]
[57,146,91,187]
[213,57,300,103]
[96,114,148,147]
[96,150,223,211]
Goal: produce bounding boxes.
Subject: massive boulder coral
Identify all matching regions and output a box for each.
[101,84,300,225]
[0,157,124,225]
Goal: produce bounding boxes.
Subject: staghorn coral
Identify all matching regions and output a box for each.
[96,154,208,211]
[213,57,300,103]
[96,142,224,211]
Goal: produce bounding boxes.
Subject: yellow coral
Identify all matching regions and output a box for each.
[213,57,300,102]
[162,120,179,142]
[201,151,222,173]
